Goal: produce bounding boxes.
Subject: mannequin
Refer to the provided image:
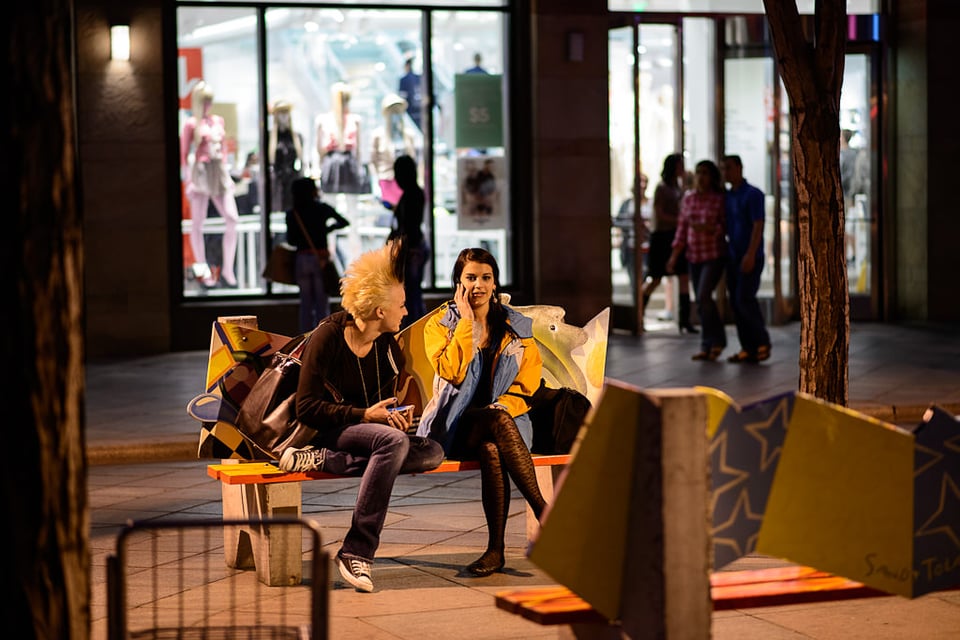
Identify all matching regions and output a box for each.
[315,82,365,260]
[370,93,417,208]
[315,82,365,195]
[180,80,239,288]
[268,100,303,212]
[397,58,423,130]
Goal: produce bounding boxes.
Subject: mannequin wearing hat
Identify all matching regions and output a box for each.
[370,93,417,208]
[180,80,240,288]
[268,100,303,212]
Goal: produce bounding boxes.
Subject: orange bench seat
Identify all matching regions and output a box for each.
[495,565,891,626]
[207,454,572,485]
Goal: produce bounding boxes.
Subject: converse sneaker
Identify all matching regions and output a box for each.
[279,445,326,472]
[337,553,374,592]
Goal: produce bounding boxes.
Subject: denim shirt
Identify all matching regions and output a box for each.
[417,304,535,454]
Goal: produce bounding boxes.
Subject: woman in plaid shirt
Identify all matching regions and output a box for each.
[666,160,728,361]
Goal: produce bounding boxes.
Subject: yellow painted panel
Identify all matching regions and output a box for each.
[757,394,915,597]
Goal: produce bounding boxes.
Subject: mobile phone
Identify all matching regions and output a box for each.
[388,404,415,413]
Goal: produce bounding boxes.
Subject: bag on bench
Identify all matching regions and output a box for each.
[235,333,319,459]
[528,379,592,455]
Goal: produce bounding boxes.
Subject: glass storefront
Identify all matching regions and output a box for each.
[609,21,683,328]
[608,5,883,331]
[178,7,262,295]
[176,3,510,298]
[174,1,884,322]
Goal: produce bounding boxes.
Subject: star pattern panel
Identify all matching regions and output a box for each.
[912,406,960,595]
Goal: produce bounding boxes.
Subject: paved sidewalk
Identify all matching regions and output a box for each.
[86,320,960,639]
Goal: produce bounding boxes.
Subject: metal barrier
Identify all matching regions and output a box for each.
[107,518,328,640]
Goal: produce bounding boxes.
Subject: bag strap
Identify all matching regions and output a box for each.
[283,322,322,361]
[292,209,330,267]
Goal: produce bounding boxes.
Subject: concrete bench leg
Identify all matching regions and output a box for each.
[222,481,303,586]
[526,465,565,542]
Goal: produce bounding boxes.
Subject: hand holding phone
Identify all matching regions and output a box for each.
[387,404,415,430]
[454,282,474,320]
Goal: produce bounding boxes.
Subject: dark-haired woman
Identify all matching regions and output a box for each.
[417,248,546,576]
[285,177,349,332]
[667,160,728,361]
[644,153,697,333]
[388,154,427,327]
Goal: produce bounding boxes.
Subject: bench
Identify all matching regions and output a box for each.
[494,566,891,632]
[189,307,609,586]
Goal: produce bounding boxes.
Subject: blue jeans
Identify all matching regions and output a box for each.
[312,425,444,562]
[690,258,727,352]
[726,256,771,354]
[296,252,330,333]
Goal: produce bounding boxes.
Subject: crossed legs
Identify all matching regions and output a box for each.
[459,408,546,575]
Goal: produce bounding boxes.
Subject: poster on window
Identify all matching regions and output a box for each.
[457,156,507,230]
[178,48,204,110]
[454,74,503,149]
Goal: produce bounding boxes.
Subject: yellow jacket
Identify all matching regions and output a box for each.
[416,301,543,450]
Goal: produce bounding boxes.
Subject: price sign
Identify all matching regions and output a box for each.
[455,74,503,148]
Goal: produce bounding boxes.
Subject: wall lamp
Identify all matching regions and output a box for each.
[110,24,130,61]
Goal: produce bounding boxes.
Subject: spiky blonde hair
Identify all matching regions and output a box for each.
[339,242,402,320]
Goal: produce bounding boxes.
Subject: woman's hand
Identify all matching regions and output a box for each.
[454,282,474,321]
[363,397,409,431]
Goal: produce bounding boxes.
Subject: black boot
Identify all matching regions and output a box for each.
[679,293,698,334]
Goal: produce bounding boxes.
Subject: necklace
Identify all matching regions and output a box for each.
[356,344,381,407]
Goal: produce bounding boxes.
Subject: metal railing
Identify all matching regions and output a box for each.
[107,518,328,640]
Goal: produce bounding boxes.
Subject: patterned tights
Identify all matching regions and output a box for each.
[460,408,547,575]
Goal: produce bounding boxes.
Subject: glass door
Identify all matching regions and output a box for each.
[842,51,880,318]
[723,51,797,324]
[722,47,882,322]
[609,20,680,333]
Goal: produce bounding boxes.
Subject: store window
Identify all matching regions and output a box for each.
[177,4,511,300]
[264,8,426,295]
[178,7,262,296]
[609,0,881,12]
[723,55,777,298]
[430,11,511,285]
[841,53,873,295]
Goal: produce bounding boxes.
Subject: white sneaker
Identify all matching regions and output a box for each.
[279,445,326,472]
[337,554,374,592]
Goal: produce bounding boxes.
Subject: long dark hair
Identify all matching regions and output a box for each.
[661,153,683,184]
[695,159,724,194]
[393,154,418,191]
[451,247,512,347]
[291,176,318,211]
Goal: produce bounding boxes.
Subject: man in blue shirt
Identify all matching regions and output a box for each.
[465,53,488,74]
[722,155,771,363]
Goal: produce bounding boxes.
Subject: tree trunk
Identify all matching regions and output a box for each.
[3,2,90,637]
[763,0,850,405]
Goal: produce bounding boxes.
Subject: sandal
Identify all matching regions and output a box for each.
[756,345,771,362]
[691,347,723,362]
[727,350,755,363]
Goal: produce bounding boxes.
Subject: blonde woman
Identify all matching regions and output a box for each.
[280,241,444,592]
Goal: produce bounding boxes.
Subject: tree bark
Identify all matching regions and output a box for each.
[763,0,850,405]
[3,2,90,637]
